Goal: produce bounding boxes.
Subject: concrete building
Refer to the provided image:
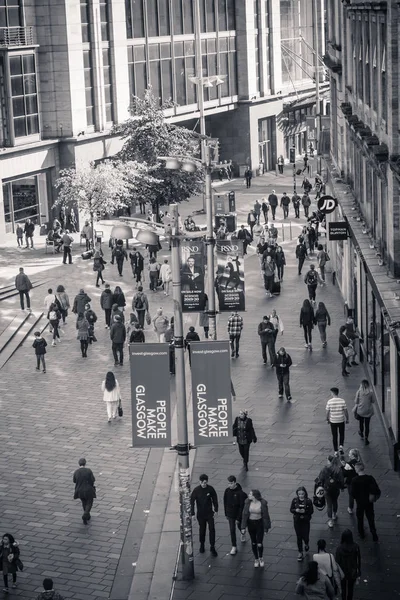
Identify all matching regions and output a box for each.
[325,0,400,468]
[0,0,324,240]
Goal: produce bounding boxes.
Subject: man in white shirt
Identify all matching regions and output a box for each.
[326,387,349,454]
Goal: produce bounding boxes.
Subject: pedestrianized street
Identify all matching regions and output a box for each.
[0,166,399,600]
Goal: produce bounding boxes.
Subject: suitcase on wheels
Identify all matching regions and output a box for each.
[81,250,94,260]
[271,280,281,295]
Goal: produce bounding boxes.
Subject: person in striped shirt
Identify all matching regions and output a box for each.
[326,387,349,454]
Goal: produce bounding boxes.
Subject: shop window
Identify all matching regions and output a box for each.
[127,45,147,99]
[9,53,39,138]
[2,176,42,233]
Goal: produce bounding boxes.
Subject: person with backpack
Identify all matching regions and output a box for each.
[335,529,361,600]
[300,299,314,350]
[35,577,65,600]
[100,283,113,329]
[132,286,149,329]
[268,190,278,220]
[152,308,169,343]
[304,264,323,305]
[111,240,128,276]
[223,475,247,555]
[32,331,47,373]
[314,301,331,347]
[93,250,106,287]
[296,238,308,275]
[316,244,330,282]
[313,539,343,595]
[341,448,363,515]
[317,454,344,528]
[48,303,62,346]
[55,285,70,325]
[301,192,311,218]
[295,560,335,600]
[290,486,314,561]
[350,463,380,541]
[129,248,145,287]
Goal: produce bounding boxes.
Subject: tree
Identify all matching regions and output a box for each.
[113,89,205,214]
[54,160,153,244]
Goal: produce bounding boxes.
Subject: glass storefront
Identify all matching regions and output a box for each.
[2,172,50,233]
[258,116,276,171]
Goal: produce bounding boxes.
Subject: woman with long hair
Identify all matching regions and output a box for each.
[112,285,126,309]
[317,455,344,529]
[241,490,271,568]
[76,312,90,358]
[0,533,20,592]
[101,371,121,422]
[335,529,361,600]
[314,301,331,347]
[55,284,70,324]
[354,380,375,445]
[341,448,363,514]
[295,560,335,599]
[313,539,342,594]
[300,299,315,350]
[275,246,286,281]
[290,486,314,561]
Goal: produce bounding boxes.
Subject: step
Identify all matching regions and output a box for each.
[0,279,49,302]
[0,313,31,354]
[0,311,45,369]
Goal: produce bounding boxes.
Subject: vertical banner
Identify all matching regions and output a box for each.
[130,343,171,447]
[215,240,245,311]
[190,341,232,446]
[180,240,205,312]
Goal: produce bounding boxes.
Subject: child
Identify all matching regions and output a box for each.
[48,303,61,346]
[44,288,56,332]
[16,224,24,247]
[32,331,47,373]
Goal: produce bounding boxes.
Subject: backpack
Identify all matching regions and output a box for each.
[49,310,58,321]
[306,270,318,285]
[114,247,124,259]
[323,469,341,495]
[134,294,144,310]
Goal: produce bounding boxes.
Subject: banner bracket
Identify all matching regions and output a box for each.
[170,443,196,454]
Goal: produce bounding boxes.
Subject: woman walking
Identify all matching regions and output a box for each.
[300,299,315,350]
[93,250,106,287]
[232,410,257,471]
[339,325,353,377]
[354,380,375,445]
[290,487,314,561]
[341,448,363,514]
[317,455,344,528]
[313,539,342,594]
[295,560,335,599]
[0,533,21,591]
[84,303,98,344]
[160,259,172,296]
[129,249,144,287]
[148,257,160,292]
[241,490,271,568]
[275,246,286,282]
[335,529,361,600]
[55,284,70,325]
[152,308,169,343]
[199,294,209,339]
[48,302,62,346]
[314,302,331,347]
[101,371,121,423]
[112,286,126,310]
[76,312,90,358]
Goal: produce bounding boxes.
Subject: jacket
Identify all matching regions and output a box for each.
[130,329,145,343]
[84,309,97,325]
[295,574,335,600]
[350,474,381,505]
[317,465,344,492]
[110,321,126,344]
[304,269,322,286]
[268,193,278,207]
[32,337,47,355]
[301,194,311,207]
[335,543,361,580]
[257,321,275,342]
[342,458,359,488]
[338,332,350,355]
[273,352,292,375]
[241,498,271,532]
[72,292,91,314]
[223,483,247,520]
[314,308,331,325]
[24,221,35,236]
[35,591,65,600]
[290,497,314,523]
[111,306,125,324]
[55,291,70,311]
[112,291,126,308]
[0,540,20,575]
[296,243,308,258]
[100,289,114,310]
[300,307,315,327]
[190,484,218,517]
[232,416,257,444]
[76,317,90,341]
[15,273,32,291]
[130,252,144,271]
[275,250,286,266]
[112,246,128,261]
[73,466,96,500]
[62,233,73,246]
[354,389,375,418]
[280,194,290,206]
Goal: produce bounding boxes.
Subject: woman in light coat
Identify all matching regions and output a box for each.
[101,371,121,422]
[160,259,172,296]
[354,379,375,445]
[152,308,169,343]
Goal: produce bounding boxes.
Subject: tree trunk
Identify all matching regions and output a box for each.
[90,211,95,248]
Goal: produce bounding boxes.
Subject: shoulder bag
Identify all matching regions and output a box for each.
[118,398,123,417]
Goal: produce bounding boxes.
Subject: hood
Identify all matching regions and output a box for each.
[103,289,112,295]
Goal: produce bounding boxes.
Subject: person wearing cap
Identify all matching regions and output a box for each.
[72,289,91,315]
[190,474,219,556]
[273,347,293,401]
[110,314,126,366]
[224,475,248,555]
[268,190,278,220]
[233,410,257,471]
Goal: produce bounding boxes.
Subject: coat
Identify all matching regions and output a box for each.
[100,289,114,310]
[32,337,47,355]
[290,496,314,523]
[0,540,20,575]
[295,574,335,600]
[15,273,32,291]
[55,291,70,311]
[73,466,96,500]
[110,321,126,344]
[223,483,247,520]
[76,317,90,340]
[241,498,271,532]
[112,291,126,308]
[300,307,315,327]
[273,352,292,375]
[130,252,144,272]
[72,292,91,315]
[233,416,257,444]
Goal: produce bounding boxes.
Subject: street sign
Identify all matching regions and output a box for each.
[329,221,349,240]
[317,195,338,215]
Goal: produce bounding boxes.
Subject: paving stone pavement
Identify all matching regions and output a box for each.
[172,168,400,600]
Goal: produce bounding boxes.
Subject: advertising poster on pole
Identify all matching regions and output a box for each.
[215,240,245,311]
[180,240,206,312]
[129,343,171,447]
[190,341,232,446]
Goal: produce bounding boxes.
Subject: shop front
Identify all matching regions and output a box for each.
[2,170,52,234]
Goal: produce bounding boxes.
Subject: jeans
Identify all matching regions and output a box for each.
[307,284,317,301]
[261,340,276,364]
[264,274,274,292]
[303,324,313,344]
[19,290,30,309]
[116,259,124,276]
[203,327,209,339]
[277,371,291,399]
[198,515,216,546]
[278,164,283,174]
[25,234,33,248]
[330,421,345,451]
[262,210,268,224]
[136,310,145,328]
[80,339,88,357]
[341,578,356,600]
[112,342,124,365]
[51,321,60,341]
[356,502,377,536]
[293,520,310,552]
[63,245,72,263]
[304,206,310,217]
[282,206,289,218]
[149,271,158,290]
[298,256,305,274]
[227,517,241,546]
[85,237,91,251]
[317,321,327,343]
[96,271,104,285]
[3,573,17,588]
[276,265,284,280]
[104,308,111,327]
[36,355,46,371]
[60,308,67,324]
[294,206,300,218]
[359,416,371,439]
[325,488,340,518]
[320,265,326,281]
[230,334,240,356]
[271,206,276,220]
[238,443,250,465]
[80,497,93,522]
[247,519,264,558]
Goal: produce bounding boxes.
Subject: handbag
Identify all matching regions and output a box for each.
[16,558,24,571]
[343,343,355,358]
[146,311,151,325]
[353,406,361,421]
[327,554,343,594]
[118,399,123,417]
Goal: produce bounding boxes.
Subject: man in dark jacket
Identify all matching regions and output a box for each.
[273,347,292,401]
[257,316,276,365]
[24,218,35,248]
[100,283,113,329]
[190,474,219,556]
[73,457,96,525]
[61,230,73,264]
[35,577,65,600]
[292,193,301,218]
[268,190,278,220]
[223,475,247,554]
[110,314,126,366]
[112,240,128,276]
[350,463,380,541]
[296,238,308,275]
[280,192,290,218]
[15,267,32,311]
[72,289,91,315]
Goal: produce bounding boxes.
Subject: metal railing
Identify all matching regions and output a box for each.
[0,27,34,47]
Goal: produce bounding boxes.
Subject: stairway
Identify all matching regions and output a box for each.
[0,311,47,369]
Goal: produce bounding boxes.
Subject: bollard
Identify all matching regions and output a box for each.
[281,223,284,242]
[290,221,292,241]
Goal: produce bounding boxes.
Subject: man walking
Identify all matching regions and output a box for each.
[110,314,126,366]
[274,347,292,401]
[296,237,308,275]
[73,457,96,525]
[292,193,301,218]
[254,199,261,224]
[257,315,276,365]
[268,190,278,220]
[15,267,32,311]
[350,463,380,541]
[100,283,113,329]
[301,193,311,218]
[62,229,73,264]
[269,308,284,342]
[326,387,349,453]
[24,218,35,248]
[223,475,247,555]
[280,192,290,219]
[132,286,149,329]
[316,244,330,282]
[261,198,269,224]
[112,240,128,276]
[81,220,93,251]
[190,474,219,556]
[304,264,323,305]
[227,310,243,358]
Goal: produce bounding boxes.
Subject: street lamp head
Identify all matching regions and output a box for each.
[136,229,160,246]
[163,158,181,170]
[181,161,197,173]
[204,80,213,88]
[110,224,133,240]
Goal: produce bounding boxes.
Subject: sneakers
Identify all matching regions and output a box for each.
[259,558,265,567]
[105,325,109,329]
[278,394,283,399]
[230,546,237,555]
[365,439,370,445]
[304,545,309,552]
[240,532,246,543]
[51,340,56,346]
[332,512,338,521]
[12,584,17,589]
[328,519,334,528]
[347,507,353,514]
[287,396,292,401]
[304,343,309,348]
[254,559,260,568]
[297,552,304,561]
[322,341,327,347]
[199,544,205,554]
[339,445,344,453]
[210,547,218,557]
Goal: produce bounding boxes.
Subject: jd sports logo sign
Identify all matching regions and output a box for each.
[317,195,338,215]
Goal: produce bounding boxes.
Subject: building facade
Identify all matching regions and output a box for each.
[0,0,324,240]
[325,0,400,468]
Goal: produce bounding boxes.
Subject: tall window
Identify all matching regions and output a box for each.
[80,0,90,42]
[99,0,110,41]
[200,0,216,33]
[380,23,387,122]
[9,54,39,138]
[255,34,260,92]
[103,49,114,122]
[127,45,147,99]
[125,0,145,38]
[218,0,235,30]
[83,50,95,126]
[0,0,22,28]
[172,0,194,34]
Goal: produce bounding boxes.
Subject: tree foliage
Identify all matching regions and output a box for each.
[113,89,205,208]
